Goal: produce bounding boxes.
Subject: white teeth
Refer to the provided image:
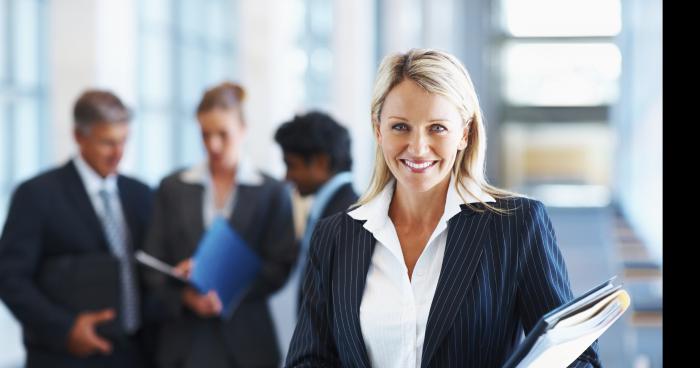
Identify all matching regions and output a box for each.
[403,160,434,169]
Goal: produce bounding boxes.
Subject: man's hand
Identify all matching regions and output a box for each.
[66,309,115,357]
[181,288,222,317]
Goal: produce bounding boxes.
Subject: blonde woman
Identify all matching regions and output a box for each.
[286,49,601,367]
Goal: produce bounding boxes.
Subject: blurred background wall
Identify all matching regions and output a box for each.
[0,0,662,366]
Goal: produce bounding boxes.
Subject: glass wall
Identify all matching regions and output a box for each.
[136,0,238,185]
[0,0,48,227]
[0,1,48,365]
[498,0,621,207]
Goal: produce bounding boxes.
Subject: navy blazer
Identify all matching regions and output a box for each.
[319,182,359,220]
[0,161,154,367]
[296,181,359,312]
[286,196,601,367]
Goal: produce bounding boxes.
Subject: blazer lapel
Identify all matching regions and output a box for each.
[335,219,375,368]
[179,183,206,253]
[117,178,140,251]
[228,185,258,244]
[421,208,492,368]
[62,162,109,251]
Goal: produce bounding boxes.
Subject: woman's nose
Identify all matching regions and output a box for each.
[407,131,430,156]
[206,137,222,152]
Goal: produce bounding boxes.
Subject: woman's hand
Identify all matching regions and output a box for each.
[173,258,194,279]
[175,258,222,317]
[181,288,222,317]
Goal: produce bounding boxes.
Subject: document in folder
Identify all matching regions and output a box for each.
[135,250,189,283]
[502,276,631,368]
[190,217,262,318]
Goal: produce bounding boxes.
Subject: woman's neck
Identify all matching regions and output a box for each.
[389,177,450,228]
[209,162,237,180]
[209,163,237,210]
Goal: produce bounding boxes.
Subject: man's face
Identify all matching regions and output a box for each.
[75,121,129,178]
[283,152,330,196]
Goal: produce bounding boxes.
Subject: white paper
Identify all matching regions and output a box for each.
[135,250,188,282]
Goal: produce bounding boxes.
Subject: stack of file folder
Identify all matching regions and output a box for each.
[502,276,630,368]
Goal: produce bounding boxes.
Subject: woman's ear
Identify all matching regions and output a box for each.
[373,118,382,144]
[457,122,469,150]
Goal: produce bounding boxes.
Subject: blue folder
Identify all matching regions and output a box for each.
[190,217,262,318]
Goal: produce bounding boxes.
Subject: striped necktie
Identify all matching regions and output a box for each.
[98,189,140,333]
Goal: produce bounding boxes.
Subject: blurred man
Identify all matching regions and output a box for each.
[274,111,358,310]
[0,90,154,368]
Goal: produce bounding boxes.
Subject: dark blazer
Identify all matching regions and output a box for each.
[143,168,297,368]
[286,197,601,367]
[0,161,154,368]
[319,182,358,220]
[295,182,358,312]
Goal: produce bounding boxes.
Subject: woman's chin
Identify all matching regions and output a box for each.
[395,174,450,194]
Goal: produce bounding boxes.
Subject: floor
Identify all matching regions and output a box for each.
[547,206,662,368]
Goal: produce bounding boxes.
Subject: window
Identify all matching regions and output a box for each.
[502,42,621,107]
[503,0,621,37]
[136,0,238,185]
[301,0,333,110]
[0,1,47,364]
[0,0,48,225]
[498,0,621,204]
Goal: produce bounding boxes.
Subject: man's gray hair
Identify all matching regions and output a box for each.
[73,90,132,134]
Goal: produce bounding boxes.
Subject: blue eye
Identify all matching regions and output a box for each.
[391,123,409,131]
[430,124,447,133]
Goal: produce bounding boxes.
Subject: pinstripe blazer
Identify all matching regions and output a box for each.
[286,196,601,367]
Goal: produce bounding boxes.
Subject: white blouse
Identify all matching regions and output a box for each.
[347,178,495,368]
[179,158,263,228]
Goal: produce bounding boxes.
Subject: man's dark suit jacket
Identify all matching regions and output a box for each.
[286,197,602,367]
[294,181,358,312]
[0,161,154,368]
[143,168,297,368]
[318,182,358,220]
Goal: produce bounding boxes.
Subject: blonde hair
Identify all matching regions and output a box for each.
[356,48,515,213]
